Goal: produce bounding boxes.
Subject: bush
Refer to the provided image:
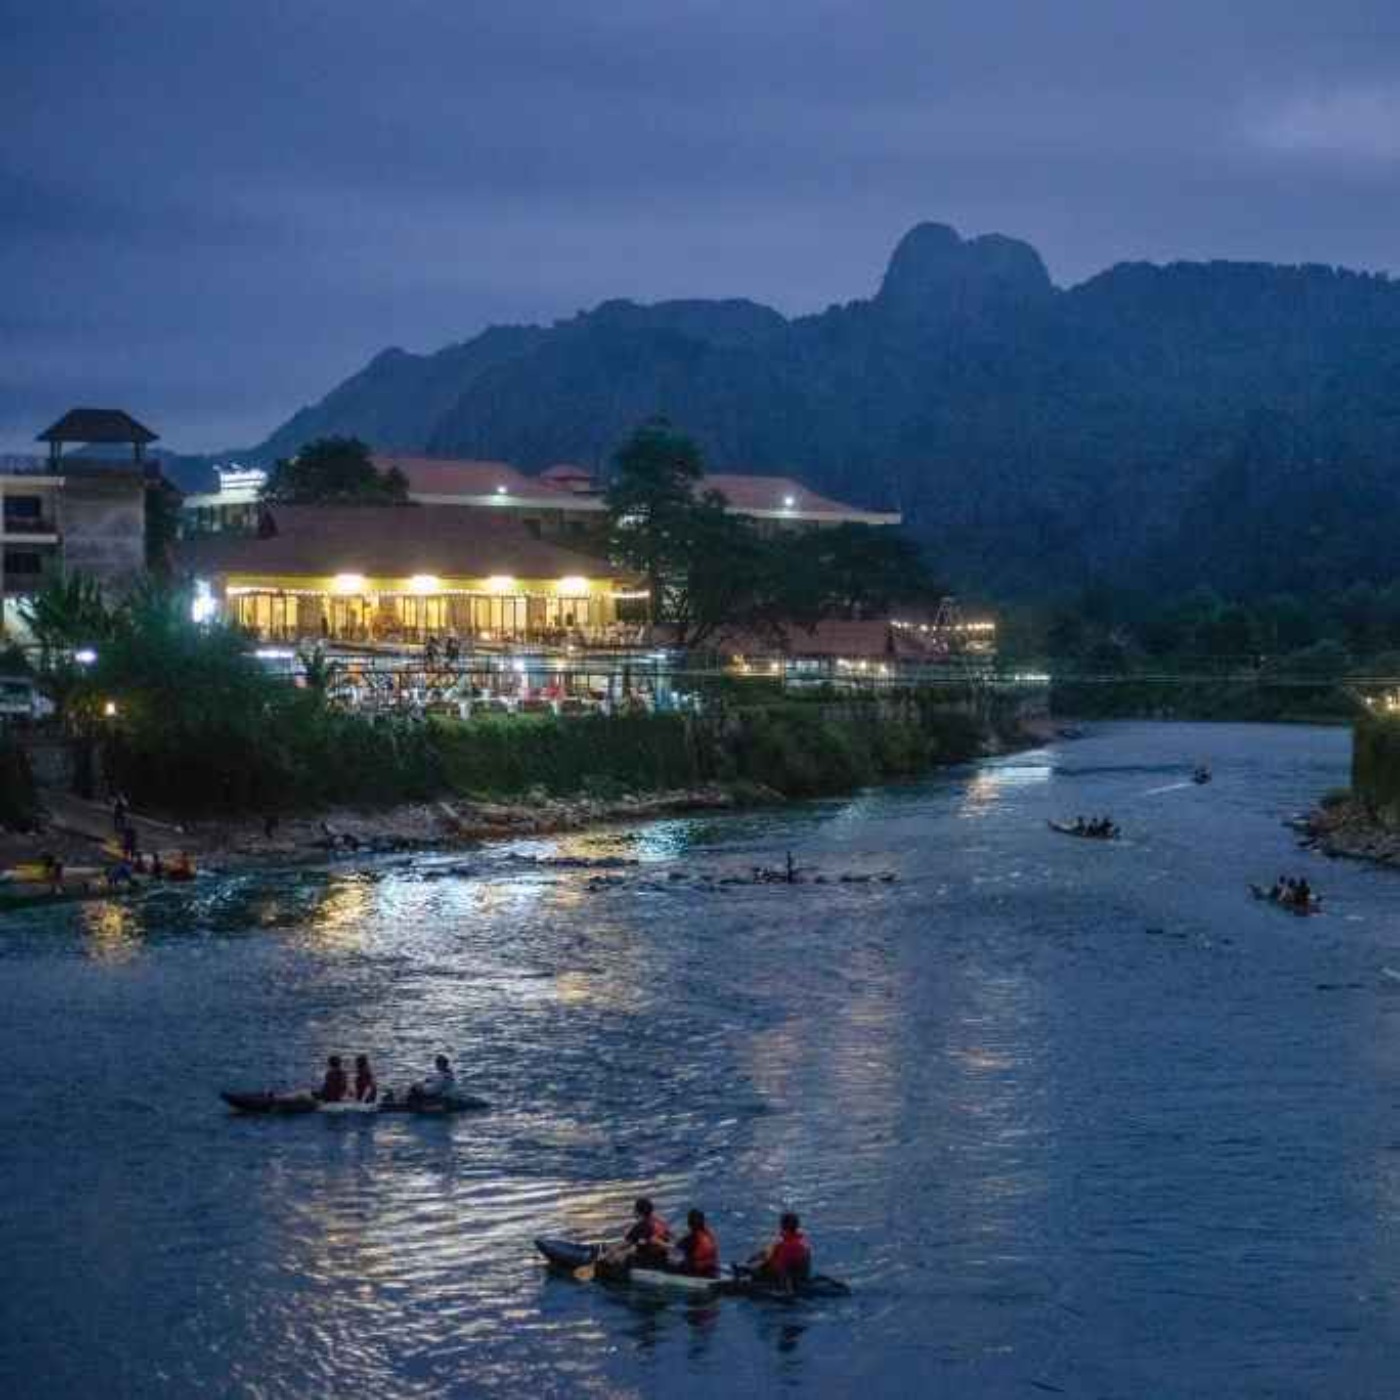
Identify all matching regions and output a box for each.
[0,737,38,830]
[433,712,699,798]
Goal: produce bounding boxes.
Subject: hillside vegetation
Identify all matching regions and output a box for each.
[241,221,1400,599]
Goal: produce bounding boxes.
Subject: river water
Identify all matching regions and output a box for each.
[4,722,1400,1398]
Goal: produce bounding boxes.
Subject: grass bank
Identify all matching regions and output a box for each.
[87,690,1008,820]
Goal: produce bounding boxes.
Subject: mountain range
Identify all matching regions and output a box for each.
[235,222,1400,599]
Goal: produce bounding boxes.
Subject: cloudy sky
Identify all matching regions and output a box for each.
[4,1,1398,452]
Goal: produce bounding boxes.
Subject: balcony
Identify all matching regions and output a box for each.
[2,512,58,539]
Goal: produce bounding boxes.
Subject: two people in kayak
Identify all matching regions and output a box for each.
[314,1054,378,1104]
[313,1053,456,1105]
[608,1199,810,1285]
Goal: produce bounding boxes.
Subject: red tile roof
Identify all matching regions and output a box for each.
[180,505,620,581]
[373,453,575,501]
[702,473,899,522]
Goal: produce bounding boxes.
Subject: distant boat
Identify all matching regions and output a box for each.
[1192,766,1211,785]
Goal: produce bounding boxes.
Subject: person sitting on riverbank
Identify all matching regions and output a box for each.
[408,1054,456,1105]
[747,1212,812,1288]
[673,1208,719,1278]
[354,1054,377,1103]
[317,1055,348,1103]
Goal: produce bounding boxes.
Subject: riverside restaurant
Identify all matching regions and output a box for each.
[179,504,646,646]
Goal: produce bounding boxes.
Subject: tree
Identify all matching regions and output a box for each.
[605,420,709,609]
[265,436,408,505]
[781,524,939,620]
[18,573,119,726]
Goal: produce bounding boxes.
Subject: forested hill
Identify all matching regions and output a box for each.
[250,222,1400,598]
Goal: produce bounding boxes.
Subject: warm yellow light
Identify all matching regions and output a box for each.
[409,574,440,594]
[103,700,118,718]
[485,575,516,594]
[331,573,366,595]
[557,576,589,595]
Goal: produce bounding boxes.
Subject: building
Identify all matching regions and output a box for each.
[179,452,901,539]
[180,504,643,645]
[1,410,157,635]
[700,474,901,531]
[180,464,267,535]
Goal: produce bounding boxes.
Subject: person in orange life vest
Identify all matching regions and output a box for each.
[317,1055,348,1103]
[674,1209,720,1278]
[613,1196,671,1269]
[353,1054,377,1103]
[749,1211,812,1286]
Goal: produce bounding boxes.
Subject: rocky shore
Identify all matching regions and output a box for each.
[1296,796,1400,869]
[0,785,757,878]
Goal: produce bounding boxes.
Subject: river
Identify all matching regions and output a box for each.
[4,722,1400,1398]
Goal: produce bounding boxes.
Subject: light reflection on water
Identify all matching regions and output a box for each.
[6,724,1400,1396]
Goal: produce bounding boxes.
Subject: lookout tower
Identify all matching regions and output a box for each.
[37,408,159,467]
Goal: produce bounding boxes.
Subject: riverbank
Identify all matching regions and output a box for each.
[4,694,1031,877]
[1297,795,1400,870]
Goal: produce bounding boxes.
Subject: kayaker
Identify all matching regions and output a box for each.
[674,1208,719,1278]
[625,1197,672,1268]
[409,1054,456,1104]
[317,1055,348,1103]
[749,1211,812,1287]
[354,1054,377,1103]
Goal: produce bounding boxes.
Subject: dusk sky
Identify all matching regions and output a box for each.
[5,0,1399,453]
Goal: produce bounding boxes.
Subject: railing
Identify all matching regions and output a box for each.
[1,516,58,537]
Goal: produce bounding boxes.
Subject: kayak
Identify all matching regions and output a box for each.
[1249,884,1323,916]
[535,1237,720,1294]
[1047,820,1119,840]
[221,1090,490,1116]
[535,1238,850,1301]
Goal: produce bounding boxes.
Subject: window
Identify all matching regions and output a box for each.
[4,550,43,575]
[4,496,42,520]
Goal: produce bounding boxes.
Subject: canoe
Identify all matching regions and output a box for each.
[221,1089,490,1116]
[1047,820,1118,840]
[221,1090,320,1115]
[376,1092,490,1114]
[1248,884,1322,916]
[535,1238,720,1296]
[534,1238,850,1300]
[719,1269,852,1301]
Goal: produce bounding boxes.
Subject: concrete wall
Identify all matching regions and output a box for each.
[57,476,146,591]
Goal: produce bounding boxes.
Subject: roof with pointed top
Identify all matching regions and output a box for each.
[37,408,159,445]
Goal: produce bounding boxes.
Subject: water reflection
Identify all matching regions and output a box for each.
[78,899,145,962]
[10,724,1400,1397]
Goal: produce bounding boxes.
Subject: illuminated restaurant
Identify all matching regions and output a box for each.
[180,504,643,644]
